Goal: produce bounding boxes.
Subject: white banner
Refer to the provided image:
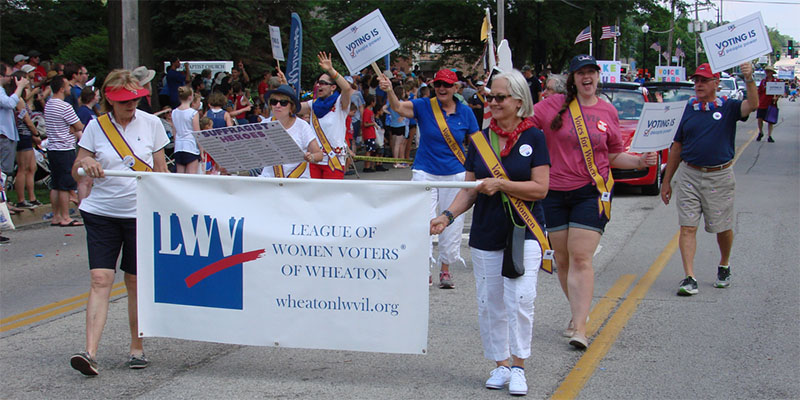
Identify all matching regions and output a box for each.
[137,174,430,354]
[700,12,772,73]
[162,61,233,75]
[331,9,400,75]
[191,122,304,173]
[766,81,785,95]
[655,66,686,82]
[269,25,285,61]
[629,101,687,153]
[598,61,621,83]
[777,66,795,80]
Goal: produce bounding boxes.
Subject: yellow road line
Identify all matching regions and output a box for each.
[551,233,679,400]
[0,284,126,332]
[586,274,637,337]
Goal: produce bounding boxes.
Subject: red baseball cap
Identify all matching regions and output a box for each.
[104,86,149,102]
[691,63,720,80]
[433,69,458,84]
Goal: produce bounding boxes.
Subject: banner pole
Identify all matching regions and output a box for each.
[371,62,383,76]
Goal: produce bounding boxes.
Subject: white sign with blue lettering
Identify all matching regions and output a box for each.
[192,122,304,172]
[269,25,285,61]
[765,81,785,96]
[700,12,772,73]
[629,100,688,153]
[136,174,430,354]
[331,9,400,75]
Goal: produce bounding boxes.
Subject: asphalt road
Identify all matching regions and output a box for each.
[1,98,798,399]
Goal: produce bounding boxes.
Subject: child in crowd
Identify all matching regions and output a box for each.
[171,86,201,174]
[361,94,378,172]
[344,103,357,175]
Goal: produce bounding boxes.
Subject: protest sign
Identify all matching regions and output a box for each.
[598,61,621,83]
[629,100,687,153]
[777,66,795,80]
[766,81,785,95]
[162,61,233,75]
[269,26,285,61]
[136,174,430,354]
[700,12,772,73]
[331,9,400,75]
[191,122,304,173]
[655,66,686,82]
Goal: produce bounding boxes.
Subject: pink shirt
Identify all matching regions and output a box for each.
[531,94,624,191]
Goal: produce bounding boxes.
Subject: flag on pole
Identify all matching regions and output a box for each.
[662,50,670,61]
[480,14,490,42]
[675,45,685,58]
[574,26,592,44]
[484,8,497,70]
[650,42,661,51]
[600,25,619,40]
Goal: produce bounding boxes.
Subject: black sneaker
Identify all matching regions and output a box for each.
[15,200,34,208]
[29,199,43,206]
[375,165,389,172]
[756,132,763,141]
[677,276,698,296]
[70,352,99,376]
[767,136,775,143]
[714,266,731,288]
[0,236,9,243]
[362,168,375,173]
[126,353,149,369]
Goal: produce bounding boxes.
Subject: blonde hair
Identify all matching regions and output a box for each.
[100,69,145,114]
[199,117,212,130]
[178,85,194,101]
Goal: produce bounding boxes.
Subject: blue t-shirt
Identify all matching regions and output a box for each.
[465,127,551,251]
[76,105,96,126]
[412,97,479,175]
[674,99,742,166]
[166,69,187,107]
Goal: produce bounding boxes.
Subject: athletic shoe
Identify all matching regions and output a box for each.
[439,271,454,289]
[0,236,9,243]
[70,352,99,376]
[126,353,149,369]
[569,334,588,350]
[756,132,763,141]
[362,168,375,173]
[714,266,731,288]
[29,199,43,206]
[15,200,35,208]
[509,367,528,396]
[485,366,511,389]
[375,165,389,172]
[344,170,355,176]
[677,276,698,296]
[767,136,775,143]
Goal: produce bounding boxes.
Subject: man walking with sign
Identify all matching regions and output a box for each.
[380,69,480,289]
[756,65,779,142]
[660,62,758,296]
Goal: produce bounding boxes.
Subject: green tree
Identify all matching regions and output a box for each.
[54,29,110,83]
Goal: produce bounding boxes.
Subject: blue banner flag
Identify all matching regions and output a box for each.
[287,12,303,99]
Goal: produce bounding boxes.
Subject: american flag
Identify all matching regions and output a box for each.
[650,42,661,51]
[574,26,592,44]
[675,46,685,58]
[601,25,619,40]
[662,50,670,60]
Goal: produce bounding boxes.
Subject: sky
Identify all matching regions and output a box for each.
[697,0,800,43]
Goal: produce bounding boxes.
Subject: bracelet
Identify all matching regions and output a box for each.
[441,210,455,226]
[745,78,754,83]
[330,70,339,81]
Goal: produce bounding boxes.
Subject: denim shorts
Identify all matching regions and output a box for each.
[542,183,610,234]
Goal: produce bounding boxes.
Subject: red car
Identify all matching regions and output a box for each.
[597,82,667,195]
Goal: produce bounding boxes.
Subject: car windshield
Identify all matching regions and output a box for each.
[719,79,736,90]
[647,86,695,103]
[598,89,644,120]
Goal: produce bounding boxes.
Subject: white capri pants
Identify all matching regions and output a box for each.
[412,169,466,268]
[470,240,541,361]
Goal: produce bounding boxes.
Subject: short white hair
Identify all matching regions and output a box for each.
[491,69,533,118]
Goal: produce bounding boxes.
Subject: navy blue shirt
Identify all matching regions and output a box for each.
[674,99,742,166]
[166,69,188,107]
[412,97,479,175]
[465,127,550,251]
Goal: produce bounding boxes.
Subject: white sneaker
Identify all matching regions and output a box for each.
[509,367,528,396]
[485,366,511,389]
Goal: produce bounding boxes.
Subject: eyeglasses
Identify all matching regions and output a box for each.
[693,77,717,84]
[269,98,291,106]
[485,94,512,103]
[317,80,334,86]
[433,81,454,88]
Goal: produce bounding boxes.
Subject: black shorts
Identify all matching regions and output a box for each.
[756,108,772,121]
[16,135,33,151]
[173,151,201,165]
[81,210,137,274]
[48,149,77,191]
[542,183,611,234]
[389,126,405,136]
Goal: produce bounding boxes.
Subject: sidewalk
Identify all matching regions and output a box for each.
[8,203,55,229]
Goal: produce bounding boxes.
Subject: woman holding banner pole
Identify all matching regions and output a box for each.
[380,69,480,289]
[531,55,656,349]
[430,70,549,396]
[69,69,170,376]
[259,84,323,179]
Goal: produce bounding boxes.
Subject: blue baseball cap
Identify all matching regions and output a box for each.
[569,54,600,73]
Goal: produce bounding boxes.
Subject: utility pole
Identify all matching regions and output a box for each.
[121,0,139,70]
[695,0,699,68]
[667,0,675,66]
[497,0,505,43]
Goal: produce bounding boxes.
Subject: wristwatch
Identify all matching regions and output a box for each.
[441,210,455,226]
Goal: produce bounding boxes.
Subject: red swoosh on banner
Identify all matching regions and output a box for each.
[184,249,266,288]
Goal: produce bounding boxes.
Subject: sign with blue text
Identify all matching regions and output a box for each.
[331,9,400,75]
[700,12,772,73]
[191,122,304,172]
[136,174,430,354]
[777,66,795,80]
[269,25,285,61]
[629,100,688,153]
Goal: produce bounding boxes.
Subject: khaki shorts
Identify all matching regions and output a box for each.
[675,163,735,233]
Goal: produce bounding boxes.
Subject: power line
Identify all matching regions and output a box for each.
[719,0,799,4]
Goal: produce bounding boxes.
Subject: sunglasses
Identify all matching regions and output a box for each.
[317,80,334,86]
[433,81,454,88]
[693,77,717,84]
[485,94,512,103]
[269,98,291,106]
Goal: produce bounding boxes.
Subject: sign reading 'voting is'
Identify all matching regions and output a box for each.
[700,12,772,73]
[331,9,400,75]
[629,101,688,153]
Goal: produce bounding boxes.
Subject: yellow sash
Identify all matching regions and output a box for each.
[429,97,466,164]
[568,99,614,219]
[97,113,152,172]
[310,102,344,172]
[272,162,307,178]
[469,131,554,274]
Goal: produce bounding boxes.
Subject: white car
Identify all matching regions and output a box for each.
[718,75,743,100]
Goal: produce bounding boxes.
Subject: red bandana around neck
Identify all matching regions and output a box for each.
[489,117,534,157]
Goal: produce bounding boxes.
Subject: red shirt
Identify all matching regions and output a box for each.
[258,81,268,96]
[362,108,376,140]
[757,76,777,109]
[345,115,353,142]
